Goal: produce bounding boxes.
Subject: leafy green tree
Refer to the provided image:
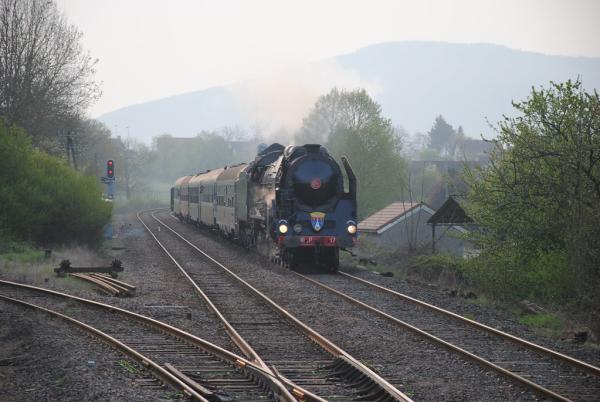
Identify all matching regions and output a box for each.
[465,81,600,321]
[297,88,406,217]
[427,115,455,153]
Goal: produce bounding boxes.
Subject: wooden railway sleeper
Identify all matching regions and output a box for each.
[356,382,390,400]
[327,358,393,401]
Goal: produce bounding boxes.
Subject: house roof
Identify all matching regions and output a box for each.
[427,196,473,225]
[359,202,424,233]
[456,139,494,154]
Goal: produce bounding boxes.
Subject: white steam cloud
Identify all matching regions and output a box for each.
[228,59,381,143]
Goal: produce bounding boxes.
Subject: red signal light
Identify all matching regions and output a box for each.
[106,160,115,179]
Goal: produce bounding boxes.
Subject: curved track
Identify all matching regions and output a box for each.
[297,272,600,402]
[139,209,412,402]
[0,280,298,401]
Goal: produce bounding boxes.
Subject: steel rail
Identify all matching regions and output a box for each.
[340,271,600,377]
[93,274,137,293]
[148,209,414,402]
[137,211,270,366]
[296,273,571,402]
[0,279,306,402]
[88,274,131,294]
[136,211,315,402]
[70,273,123,295]
[0,294,208,401]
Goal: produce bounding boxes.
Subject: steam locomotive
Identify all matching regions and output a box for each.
[171,143,357,272]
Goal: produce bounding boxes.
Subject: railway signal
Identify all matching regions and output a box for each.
[106,160,115,179]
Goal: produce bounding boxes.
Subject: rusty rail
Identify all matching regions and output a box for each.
[93,274,137,295]
[0,293,208,401]
[297,273,575,402]
[341,272,600,377]
[0,279,312,402]
[70,273,135,297]
[136,211,309,402]
[145,209,413,402]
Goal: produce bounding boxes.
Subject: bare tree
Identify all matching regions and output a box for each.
[0,0,99,148]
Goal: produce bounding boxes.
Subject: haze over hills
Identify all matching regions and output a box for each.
[98,41,600,144]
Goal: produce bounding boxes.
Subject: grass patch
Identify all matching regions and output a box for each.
[518,313,564,331]
[117,359,140,374]
[0,241,45,263]
[465,294,491,307]
[162,391,184,400]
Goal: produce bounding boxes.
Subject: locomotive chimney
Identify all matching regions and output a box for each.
[304,144,321,154]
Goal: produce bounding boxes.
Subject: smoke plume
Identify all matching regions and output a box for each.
[228,59,381,144]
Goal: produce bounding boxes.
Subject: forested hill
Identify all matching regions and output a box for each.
[98,41,600,143]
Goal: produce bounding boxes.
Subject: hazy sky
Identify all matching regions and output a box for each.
[56,0,600,120]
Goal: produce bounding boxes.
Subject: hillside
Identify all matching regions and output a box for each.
[98,41,600,143]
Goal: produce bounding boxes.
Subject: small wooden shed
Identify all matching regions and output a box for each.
[427,196,473,254]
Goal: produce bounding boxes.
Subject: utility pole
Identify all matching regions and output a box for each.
[125,126,131,199]
[66,132,78,170]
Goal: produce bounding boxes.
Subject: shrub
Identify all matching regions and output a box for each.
[0,120,111,245]
[459,248,573,305]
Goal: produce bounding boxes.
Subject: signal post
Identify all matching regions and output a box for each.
[101,159,116,200]
[101,159,115,238]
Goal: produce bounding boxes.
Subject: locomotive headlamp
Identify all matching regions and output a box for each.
[347,221,357,235]
[293,223,303,233]
[278,220,289,234]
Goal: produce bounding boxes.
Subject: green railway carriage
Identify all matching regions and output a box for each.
[172,175,192,217]
[197,168,224,227]
[215,164,248,237]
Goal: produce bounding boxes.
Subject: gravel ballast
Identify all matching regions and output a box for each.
[3,207,599,401]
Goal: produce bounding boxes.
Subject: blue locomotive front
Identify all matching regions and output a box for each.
[272,144,357,271]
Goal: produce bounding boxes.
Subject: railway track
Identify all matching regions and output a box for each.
[296,272,600,402]
[156,208,600,401]
[0,280,299,402]
[139,209,412,402]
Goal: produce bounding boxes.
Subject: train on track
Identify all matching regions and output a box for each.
[171,143,357,271]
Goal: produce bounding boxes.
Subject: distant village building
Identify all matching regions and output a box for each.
[452,138,493,162]
[358,200,471,257]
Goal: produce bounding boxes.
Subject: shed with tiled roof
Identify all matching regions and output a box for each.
[359,202,434,234]
[357,200,470,256]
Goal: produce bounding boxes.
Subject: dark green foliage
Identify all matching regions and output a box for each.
[428,115,455,152]
[153,132,257,181]
[464,81,600,320]
[0,240,45,262]
[296,88,406,218]
[0,120,111,245]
